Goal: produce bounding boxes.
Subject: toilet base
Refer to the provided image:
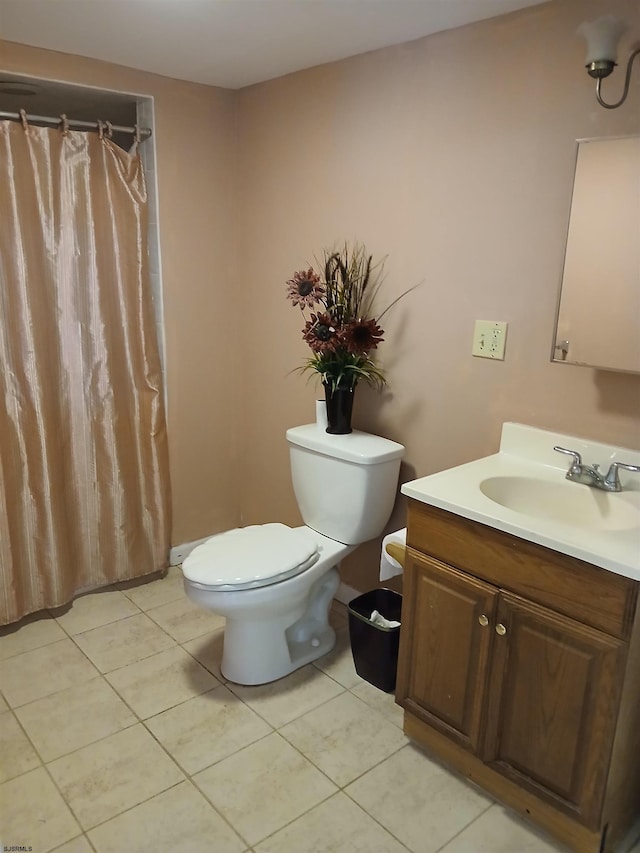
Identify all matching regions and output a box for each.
[220,566,340,685]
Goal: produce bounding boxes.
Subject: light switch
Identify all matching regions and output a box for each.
[472,321,508,360]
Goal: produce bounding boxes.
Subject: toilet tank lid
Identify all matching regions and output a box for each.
[286,424,405,465]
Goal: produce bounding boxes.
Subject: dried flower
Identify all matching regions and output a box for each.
[286,242,416,392]
[302,313,339,354]
[342,318,384,354]
[286,269,325,309]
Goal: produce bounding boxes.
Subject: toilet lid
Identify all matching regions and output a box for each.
[182,523,320,590]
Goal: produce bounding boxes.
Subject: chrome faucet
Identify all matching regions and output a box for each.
[554,446,640,492]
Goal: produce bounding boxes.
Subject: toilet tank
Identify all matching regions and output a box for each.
[286,424,405,545]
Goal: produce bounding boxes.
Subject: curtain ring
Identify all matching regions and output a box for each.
[19,109,29,130]
[59,114,70,135]
[105,121,114,139]
[97,120,105,140]
[134,124,142,144]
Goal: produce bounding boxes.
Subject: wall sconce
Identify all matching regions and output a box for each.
[578,15,639,109]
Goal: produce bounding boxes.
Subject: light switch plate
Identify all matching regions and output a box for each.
[472,320,508,360]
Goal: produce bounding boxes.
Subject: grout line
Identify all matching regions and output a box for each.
[83,778,186,837]
[0,638,104,710]
[224,673,348,730]
[178,634,227,682]
[189,761,258,850]
[248,788,340,849]
[433,801,496,852]
[50,605,147,640]
[0,705,44,780]
[40,757,86,843]
[66,612,179,676]
[340,785,414,851]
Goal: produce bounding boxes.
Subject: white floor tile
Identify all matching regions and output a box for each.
[146,596,225,643]
[88,780,245,853]
[346,744,492,853]
[255,791,407,852]
[0,767,80,852]
[0,612,66,661]
[146,684,272,775]
[0,710,41,782]
[106,645,219,718]
[182,629,226,681]
[350,679,405,728]
[51,836,94,853]
[228,664,344,728]
[15,678,136,761]
[280,691,407,786]
[72,612,176,673]
[312,623,363,689]
[0,580,607,853]
[193,732,337,845]
[440,803,570,852]
[51,588,140,635]
[48,723,184,830]
[118,566,185,611]
[0,639,99,707]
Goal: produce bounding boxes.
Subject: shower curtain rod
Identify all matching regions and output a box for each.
[0,110,152,140]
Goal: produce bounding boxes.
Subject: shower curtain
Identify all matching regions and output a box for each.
[0,119,171,625]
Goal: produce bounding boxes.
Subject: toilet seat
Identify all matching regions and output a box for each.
[182,523,320,591]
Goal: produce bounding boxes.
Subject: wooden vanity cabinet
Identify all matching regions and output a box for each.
[398,554,496,752]
[396,500,640,852]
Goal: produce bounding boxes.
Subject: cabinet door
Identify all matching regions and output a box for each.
[396,550,498,752]
[483,592,625,828]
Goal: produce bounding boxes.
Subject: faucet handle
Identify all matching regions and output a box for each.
[604,462,640,491]
[554,446,583,473]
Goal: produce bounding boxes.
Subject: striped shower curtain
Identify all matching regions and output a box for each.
[0,118,171,625]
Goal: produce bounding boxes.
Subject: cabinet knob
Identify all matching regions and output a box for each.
[478,614,489,627]
[495,623,507,636]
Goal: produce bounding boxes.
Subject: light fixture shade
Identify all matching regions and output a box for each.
[578,16,626,63]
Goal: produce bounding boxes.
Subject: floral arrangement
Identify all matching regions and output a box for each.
[286,242,405,393]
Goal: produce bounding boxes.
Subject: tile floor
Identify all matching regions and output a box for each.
[0,567,637,853]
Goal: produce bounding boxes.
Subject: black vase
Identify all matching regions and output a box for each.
[324,382,355,435]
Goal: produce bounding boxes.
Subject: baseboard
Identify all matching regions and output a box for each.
[169,536,212,566]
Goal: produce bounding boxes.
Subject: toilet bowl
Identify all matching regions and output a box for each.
[184,524,356,684]
[182,421,404,685]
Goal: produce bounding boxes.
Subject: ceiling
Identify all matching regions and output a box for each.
[0,0,549,90]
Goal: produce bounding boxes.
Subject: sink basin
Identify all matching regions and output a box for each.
[401,424,640,577]
[479,476,640,532]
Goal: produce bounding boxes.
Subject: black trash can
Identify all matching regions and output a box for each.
[348,588,402,693]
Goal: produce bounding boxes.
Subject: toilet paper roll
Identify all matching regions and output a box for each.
[315,399,328,430]
[380,528,407,581]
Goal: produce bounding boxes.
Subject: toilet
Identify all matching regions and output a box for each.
[182,420,404,685]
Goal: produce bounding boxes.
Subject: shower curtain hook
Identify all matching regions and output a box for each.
[105,121,114,139]
[59,114,70,135]
[19,109,29,130]
[97,120,105,140]
[134,124,142,144]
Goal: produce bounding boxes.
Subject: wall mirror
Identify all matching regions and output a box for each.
[553,135,640,373]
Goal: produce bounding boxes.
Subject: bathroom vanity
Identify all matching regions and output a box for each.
[396,424,640,852]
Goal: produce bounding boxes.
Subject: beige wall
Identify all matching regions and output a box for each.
[0,38,242,545]
[233,0,640,589]
[2,0,640,592]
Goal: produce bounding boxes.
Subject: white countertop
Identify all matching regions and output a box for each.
[401,423,640,582]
